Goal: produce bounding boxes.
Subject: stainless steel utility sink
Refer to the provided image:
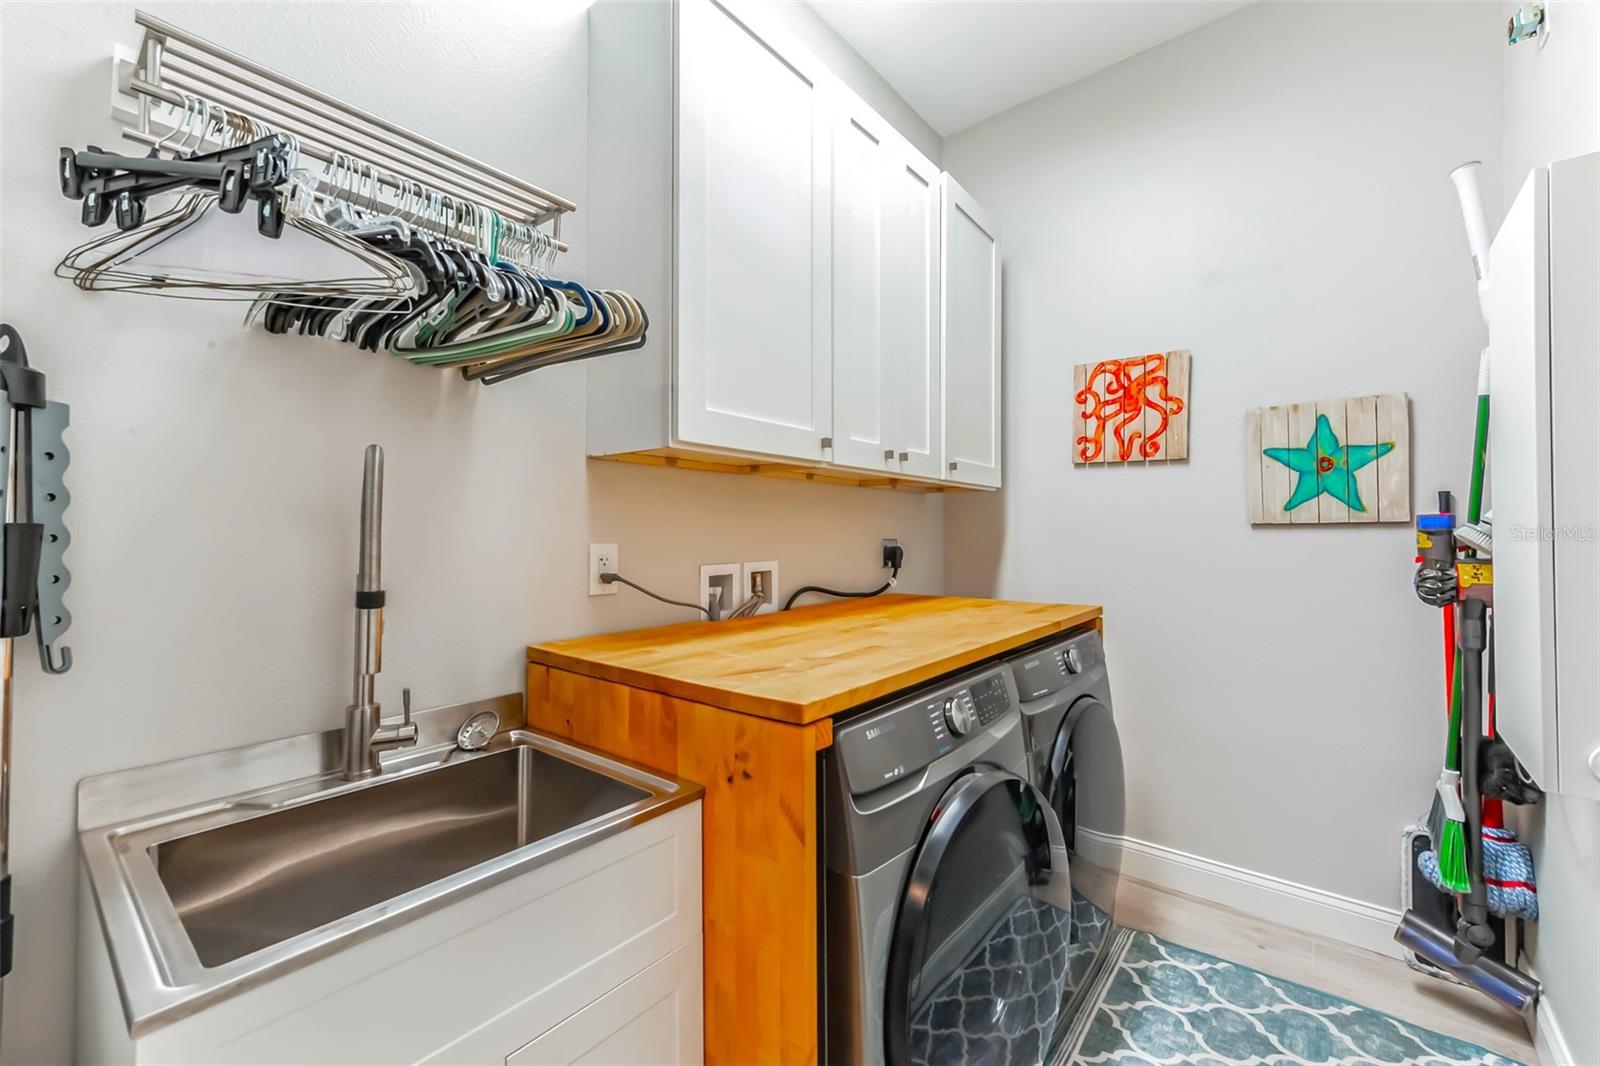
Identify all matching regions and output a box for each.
[77,695,701,1035]
[152,745,651,968]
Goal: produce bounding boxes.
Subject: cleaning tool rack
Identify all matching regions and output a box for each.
[111,11,575,258]
[0,323,74,1032]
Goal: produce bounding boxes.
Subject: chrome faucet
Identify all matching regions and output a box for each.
[342,444,416,781]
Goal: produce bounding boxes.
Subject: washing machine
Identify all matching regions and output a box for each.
[1006,628,1126,1006]
[823,661,1078,1066]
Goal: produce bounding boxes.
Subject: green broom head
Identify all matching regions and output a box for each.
[1435,771,1471,894]
[1436,818,1470,894]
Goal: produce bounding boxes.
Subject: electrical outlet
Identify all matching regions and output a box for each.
[742,561,780,615]
[882,538,901,568]
[589,543,618,596]
[699,563,739,618]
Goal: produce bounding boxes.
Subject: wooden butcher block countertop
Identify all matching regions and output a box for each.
[527,594,1101,725]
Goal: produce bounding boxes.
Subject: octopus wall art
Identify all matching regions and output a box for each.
[1072,350,1191,464]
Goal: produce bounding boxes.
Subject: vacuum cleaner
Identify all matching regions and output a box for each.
[1394,162,1541,1014]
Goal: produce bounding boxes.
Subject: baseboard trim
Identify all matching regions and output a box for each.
[1089,830,1405,959]
[1533,996,1574,1066]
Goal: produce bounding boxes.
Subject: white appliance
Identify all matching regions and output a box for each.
[1487,151,1600,799]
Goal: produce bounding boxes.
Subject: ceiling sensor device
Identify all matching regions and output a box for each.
[1507,3,1546,46]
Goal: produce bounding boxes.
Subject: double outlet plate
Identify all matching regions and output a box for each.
[587,544,778,617]
[699,561,779,618]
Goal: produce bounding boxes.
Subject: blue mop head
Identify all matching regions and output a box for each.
[1417,826,1538,921]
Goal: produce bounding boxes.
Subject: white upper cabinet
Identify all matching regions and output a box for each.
[586,0,999,490]
[830,87,899,472]
[676,0,832,461]
[887,142,944,480]
[830,80,944,480]
[941,174,1002,488]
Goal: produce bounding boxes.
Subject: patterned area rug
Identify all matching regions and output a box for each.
[1056,929,1526,1065]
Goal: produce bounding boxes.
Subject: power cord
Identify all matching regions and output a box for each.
[783,543,904,611]
[600,572,713,620]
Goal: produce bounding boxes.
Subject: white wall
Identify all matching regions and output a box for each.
[0,3,943,1062]
[1499,5,1600,1062]
[943,0,1503,911]
[763,0,942,163]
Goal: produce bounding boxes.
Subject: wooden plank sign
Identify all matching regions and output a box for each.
[1246,393,1410,524]
[1073,349,1191,463]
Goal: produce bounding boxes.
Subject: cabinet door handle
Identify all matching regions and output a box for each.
[884,449,896,461]
[948,461,958,472]
[898,451,910,463]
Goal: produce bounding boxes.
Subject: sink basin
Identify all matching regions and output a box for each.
[76,695,701,1035]
[153,746,650,967]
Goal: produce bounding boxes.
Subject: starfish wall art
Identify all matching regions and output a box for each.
[1245,394,1411,524]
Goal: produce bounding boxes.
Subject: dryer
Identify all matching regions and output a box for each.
[823,662,1077,1066]
[1007,628,1125,1003]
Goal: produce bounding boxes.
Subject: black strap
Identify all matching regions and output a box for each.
[1,873,14,979]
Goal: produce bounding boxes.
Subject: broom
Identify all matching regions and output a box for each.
[1434,668,1471,893]
[1434,351,1492,894]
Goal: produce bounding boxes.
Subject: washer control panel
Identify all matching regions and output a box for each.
[1011,630,1103,700]
[834,666,1017,795]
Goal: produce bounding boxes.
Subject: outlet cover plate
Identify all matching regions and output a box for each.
[699,563,739,617]
[742,560,780,615]
[589,543,618,596]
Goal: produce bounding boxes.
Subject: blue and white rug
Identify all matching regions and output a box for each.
[1055,929,1525,1065]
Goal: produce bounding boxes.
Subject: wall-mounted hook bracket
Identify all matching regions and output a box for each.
[0,324,74,675]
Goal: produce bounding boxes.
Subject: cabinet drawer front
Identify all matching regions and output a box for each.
[505,944,702,1065]
[676,0,832,460]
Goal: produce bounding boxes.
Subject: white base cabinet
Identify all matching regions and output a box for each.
[586,0,999,490]
[77,804,703,1065]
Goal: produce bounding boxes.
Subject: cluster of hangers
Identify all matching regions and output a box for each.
[56,95,646,385]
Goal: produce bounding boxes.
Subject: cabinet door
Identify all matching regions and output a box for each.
[506,945,702,1066]
[940,175,1002,488]
[887,144,943,480]
[829,86,897,472]
[677,0,833,461]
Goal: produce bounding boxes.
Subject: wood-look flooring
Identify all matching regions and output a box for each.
[1115,877,1536,1062]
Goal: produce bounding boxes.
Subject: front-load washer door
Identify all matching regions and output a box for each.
[883,769,1073,1066]
[1045,695,1126,993]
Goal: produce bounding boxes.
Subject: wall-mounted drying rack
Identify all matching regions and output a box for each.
[113,11,574,255]
[57,12,650,384]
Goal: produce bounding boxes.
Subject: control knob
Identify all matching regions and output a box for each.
[1063,646,1084,674]
[943,695,974,736]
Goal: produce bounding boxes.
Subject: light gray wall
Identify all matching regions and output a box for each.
[942,1,1503,908]
[1500,4,1600,1062]
[0,3,943,1062]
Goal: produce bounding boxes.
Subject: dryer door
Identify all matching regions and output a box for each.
[1044,696,1126,980]
[883,769,1072,1066]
